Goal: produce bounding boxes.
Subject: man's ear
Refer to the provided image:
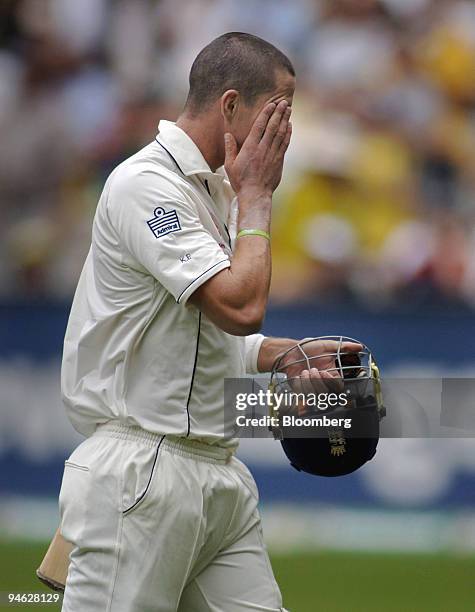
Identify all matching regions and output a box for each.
[221,90,240,125]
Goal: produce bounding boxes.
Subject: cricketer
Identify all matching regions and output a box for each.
[58,32,359,611]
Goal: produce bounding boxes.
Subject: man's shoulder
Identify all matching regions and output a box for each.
[107,141,189,201]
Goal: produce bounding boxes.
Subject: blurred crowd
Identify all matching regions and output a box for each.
[0,0,474,308]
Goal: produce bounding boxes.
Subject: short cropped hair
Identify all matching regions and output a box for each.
[185,32,295,114]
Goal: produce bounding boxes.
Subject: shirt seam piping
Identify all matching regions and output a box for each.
[185,312,201,437]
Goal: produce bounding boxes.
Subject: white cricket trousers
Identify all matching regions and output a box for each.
[59,421,286,612]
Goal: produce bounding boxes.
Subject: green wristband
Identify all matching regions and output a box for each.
[236,229,271,241]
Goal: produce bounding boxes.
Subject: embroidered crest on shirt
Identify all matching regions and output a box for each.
[147,207,181,238]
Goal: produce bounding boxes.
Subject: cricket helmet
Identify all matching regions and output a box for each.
[269,336,385,477]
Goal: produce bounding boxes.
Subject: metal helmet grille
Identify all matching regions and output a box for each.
[270,335,374,394]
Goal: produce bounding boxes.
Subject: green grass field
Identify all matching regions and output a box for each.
[0,540,474,611]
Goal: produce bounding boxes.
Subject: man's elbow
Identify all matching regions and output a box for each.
[190,281,266,335]
[231,305,265,336]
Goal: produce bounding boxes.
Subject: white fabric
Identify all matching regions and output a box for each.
[60,423,284,612]
[61,120,265,444]
[245,333,266,374]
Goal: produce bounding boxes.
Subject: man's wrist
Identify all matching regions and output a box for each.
[257,337,297,373]
[237,197,272,234]
[237,188,272,209]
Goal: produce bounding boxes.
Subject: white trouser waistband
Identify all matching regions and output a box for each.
[93,421,235,464]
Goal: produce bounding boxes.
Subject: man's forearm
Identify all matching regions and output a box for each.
[228,191,272,312]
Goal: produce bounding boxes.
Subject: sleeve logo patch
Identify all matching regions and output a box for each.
[147,207,181,238]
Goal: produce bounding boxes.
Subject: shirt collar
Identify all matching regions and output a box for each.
[156,120,224,181]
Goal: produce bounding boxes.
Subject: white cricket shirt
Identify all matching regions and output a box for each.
[61,120,265,445]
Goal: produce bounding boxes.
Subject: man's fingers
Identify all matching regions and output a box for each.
[320,340,363,356]
[245,102,277,147]
[260,100,288,148]
[224,132,238,168]
[341,342,363,353]
[270,106,292,154]
[302,368,330,395]
[300,368,317,395]
[309,368,343,393]
[280,121,292,153]
[309,368,330,394]
[320,369,344,392]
